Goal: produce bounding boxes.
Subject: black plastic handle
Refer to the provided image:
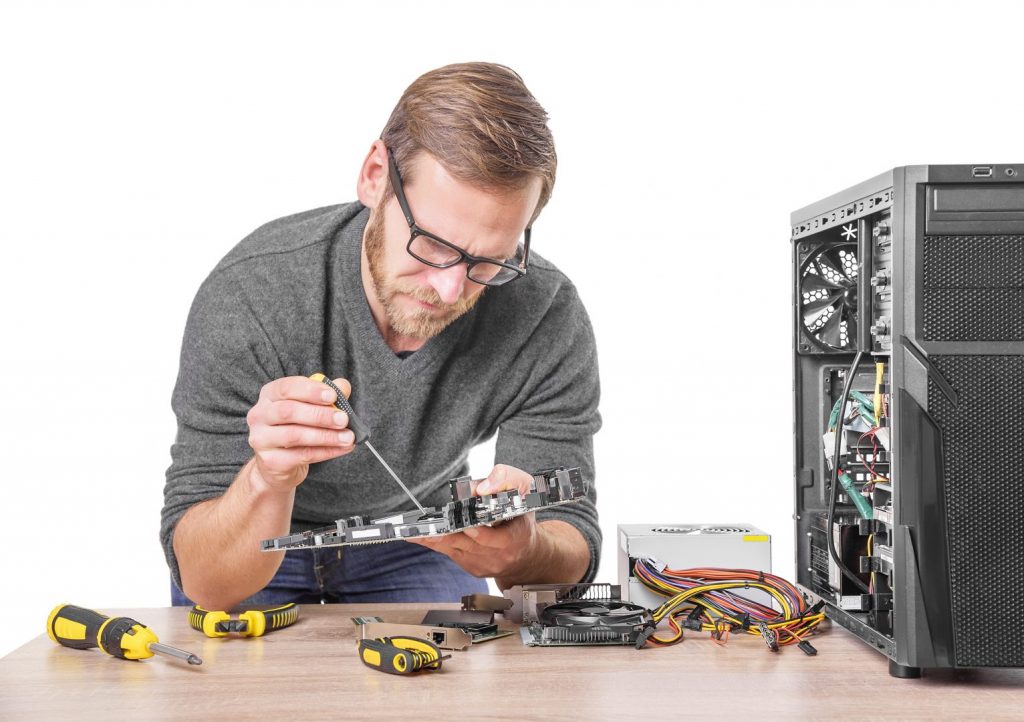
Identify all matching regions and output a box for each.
[310,373,371,444]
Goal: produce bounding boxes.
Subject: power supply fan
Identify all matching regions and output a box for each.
[799,242,859,352]
[540,600,653,632]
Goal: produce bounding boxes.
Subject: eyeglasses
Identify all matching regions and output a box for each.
[387,148,531,287]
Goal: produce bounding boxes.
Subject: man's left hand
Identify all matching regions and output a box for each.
[408,464,539,586]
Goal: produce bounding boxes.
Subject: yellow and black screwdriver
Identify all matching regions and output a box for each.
[358,636,450,675]
[310,372,426,514]
[48,604,202,665]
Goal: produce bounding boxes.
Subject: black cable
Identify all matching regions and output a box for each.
[827,350,870,595]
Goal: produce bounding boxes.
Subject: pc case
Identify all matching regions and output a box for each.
[792,164,1024,677]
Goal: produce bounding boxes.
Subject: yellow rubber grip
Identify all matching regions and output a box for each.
[189,607,231,638]
[263,603,299,632]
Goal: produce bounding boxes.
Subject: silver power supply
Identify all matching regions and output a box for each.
[617,523,773,610]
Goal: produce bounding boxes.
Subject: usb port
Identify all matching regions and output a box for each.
[972,166,993,178]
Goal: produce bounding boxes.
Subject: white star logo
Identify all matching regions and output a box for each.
[841,224,857,240]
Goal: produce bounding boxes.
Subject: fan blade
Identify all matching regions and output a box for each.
[821,248,854,281]
[801,273,843,293]
[803,290,844,319]
[844,304,858,345]
[818,309,843,348]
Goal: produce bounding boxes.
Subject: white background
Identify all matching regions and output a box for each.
[1,0,1019,657]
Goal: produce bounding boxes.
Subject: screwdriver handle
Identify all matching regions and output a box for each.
[309,373,371,444]
[47,604,158,660]
[47,603,107,651]
[189,606,231,637]
[190,603,299,637]
[260,602,300,633]
[358,636,447,675]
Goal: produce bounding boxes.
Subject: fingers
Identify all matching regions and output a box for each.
[247,375,357,489]
[330,377,352,399]
[475,463,533,496]
[249,424,354,450]
[256,445,354,474]
[261,399,349,429]
[262,375,344,405]
[407,534,460,553]
[463,515,532,549]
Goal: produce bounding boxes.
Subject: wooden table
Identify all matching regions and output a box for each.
[3,604,1024,720]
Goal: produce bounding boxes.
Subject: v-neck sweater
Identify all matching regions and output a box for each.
[161,202,602,588]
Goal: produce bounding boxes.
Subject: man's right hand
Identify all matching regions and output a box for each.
[246,376,357,493]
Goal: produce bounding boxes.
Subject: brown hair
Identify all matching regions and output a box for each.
[380,62,556,224]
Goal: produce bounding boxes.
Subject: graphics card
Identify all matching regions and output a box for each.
[503,583,656,647]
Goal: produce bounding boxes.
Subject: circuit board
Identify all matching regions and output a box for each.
[261,467,586,551]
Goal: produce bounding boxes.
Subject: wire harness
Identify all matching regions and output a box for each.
[632,560,826,654]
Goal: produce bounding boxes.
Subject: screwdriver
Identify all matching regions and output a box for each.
[48,604,202,665]
[358,636,450,675]
[310,373,426,514]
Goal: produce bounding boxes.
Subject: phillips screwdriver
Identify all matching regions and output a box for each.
[48,604,202,665]
[310,373,426,514]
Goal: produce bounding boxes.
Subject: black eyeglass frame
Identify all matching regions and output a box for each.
[386,148,532,287]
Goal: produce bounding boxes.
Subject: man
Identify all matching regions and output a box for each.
[162,63,601,611]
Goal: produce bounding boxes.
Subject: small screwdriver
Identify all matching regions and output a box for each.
[310,373,426,514]
[48,604,202,665]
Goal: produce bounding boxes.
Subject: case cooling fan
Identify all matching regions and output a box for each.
[799,242,859,352]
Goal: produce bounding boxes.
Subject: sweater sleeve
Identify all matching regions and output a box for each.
[160,267,283,591]
[493,282,603,582]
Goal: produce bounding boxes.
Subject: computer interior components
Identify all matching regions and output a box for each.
[792,164,1024,677]
[617,524,772,610]
[352,618,473,650]
[518,598,656,648]
[461,593,514,614]
[261,466,586,551]
[501,583,622,624]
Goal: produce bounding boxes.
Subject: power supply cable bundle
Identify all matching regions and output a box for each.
[632,560,825,654]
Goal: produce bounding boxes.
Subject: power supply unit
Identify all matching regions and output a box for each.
[617,524,772,610]
[792,164,1024,677]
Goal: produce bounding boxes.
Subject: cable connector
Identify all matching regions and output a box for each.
[797,640,818,656]
[643,557,667,573]
[683,607,704,631]
[757,622,780,652]
[736,612,751,631]
[635,625,658,649]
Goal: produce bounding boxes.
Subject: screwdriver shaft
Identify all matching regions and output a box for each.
[365,441,426,514]
[149,642,203,666]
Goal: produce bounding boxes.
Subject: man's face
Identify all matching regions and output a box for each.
[363,152,541,340]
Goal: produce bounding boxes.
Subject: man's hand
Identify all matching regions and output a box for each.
[408,464,590,589]
[246,376,358,493]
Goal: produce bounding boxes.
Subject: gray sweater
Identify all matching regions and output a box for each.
[161,202,602,590]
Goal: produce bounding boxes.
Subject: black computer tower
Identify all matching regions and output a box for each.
[791,164,1024,677]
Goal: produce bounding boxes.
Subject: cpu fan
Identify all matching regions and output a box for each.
[540,600,653,633]
[799,242,859,352]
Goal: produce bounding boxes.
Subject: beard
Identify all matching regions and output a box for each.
[364,208,482,340]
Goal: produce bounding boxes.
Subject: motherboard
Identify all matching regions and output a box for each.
[261,466,586,552]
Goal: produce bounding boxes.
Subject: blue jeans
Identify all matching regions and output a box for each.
[171,541,488,607]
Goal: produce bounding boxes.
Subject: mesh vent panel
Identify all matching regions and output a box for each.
[928,355,1024,666]
[923,235,1024,341]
